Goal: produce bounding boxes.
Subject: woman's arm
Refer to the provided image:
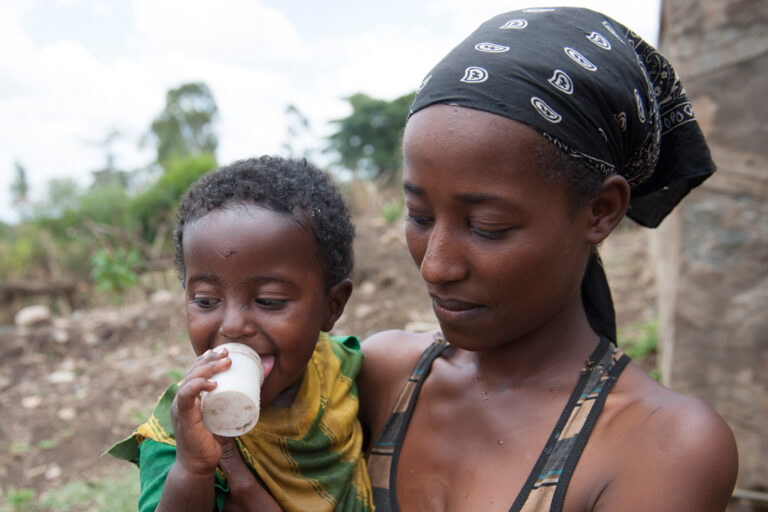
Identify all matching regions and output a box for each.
[594,395,738,512]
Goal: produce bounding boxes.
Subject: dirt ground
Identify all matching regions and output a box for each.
[0,214,656,505]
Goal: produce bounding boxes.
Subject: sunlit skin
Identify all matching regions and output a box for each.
[158,204,351,512]
[358,105,738,512]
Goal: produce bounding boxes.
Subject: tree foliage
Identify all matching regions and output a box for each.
[281,104,314,160]
[2,82,220,300]
[150,82,219,167]
[11,161,29,205]
[130,153,218,243]
[326,91,415,186]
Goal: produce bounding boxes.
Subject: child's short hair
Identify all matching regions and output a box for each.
[173,156,354,288]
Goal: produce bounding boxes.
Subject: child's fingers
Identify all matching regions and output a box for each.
[182,350,232,381]
[174,376,217,411]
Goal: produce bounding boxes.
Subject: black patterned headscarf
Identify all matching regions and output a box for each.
[409,7,715,341]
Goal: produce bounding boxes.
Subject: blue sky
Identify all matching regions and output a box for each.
[0,0,661,223]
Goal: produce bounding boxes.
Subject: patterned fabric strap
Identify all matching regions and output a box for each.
[368,334,450,512]
[511,338,630,512]
[367,335,630,512]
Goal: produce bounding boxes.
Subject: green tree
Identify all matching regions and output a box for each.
[10,161,29,205]
[89,128,131,189]
[281,104,314,160]
[130,153,218,244]
[326,91,415,186]
[150,82,218,167]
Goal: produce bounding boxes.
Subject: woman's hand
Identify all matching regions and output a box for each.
[171,348,232,477]
[218,437,283,512]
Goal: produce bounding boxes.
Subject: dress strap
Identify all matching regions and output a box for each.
[509,338,631,512]
[368,333,449,512]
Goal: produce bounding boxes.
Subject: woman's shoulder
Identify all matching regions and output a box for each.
[361,328,436,362]
[357,330,437,433]
[588,363,738,510]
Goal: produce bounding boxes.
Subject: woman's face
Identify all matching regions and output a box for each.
[403,105,594,350]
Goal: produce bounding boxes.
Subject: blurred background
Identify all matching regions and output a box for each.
[1,0,765,510]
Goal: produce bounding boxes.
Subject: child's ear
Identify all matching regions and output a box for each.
[585,175,630,245]
[322,279,353,332]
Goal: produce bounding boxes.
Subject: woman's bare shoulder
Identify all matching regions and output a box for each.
[592,363,738,511]
[357,330,436,432]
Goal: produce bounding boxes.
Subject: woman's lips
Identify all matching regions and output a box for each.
[430,295,485,323]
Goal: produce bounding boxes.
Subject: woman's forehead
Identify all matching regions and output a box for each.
[404,105,543,167]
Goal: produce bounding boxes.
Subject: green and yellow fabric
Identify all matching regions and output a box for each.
[108,333,373,512]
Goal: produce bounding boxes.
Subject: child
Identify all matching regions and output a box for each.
[108,156,372,512]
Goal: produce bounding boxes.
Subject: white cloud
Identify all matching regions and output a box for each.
[131,0,306,64]
[0,0,662,223]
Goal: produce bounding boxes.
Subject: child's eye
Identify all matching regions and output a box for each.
[191,297,220,309]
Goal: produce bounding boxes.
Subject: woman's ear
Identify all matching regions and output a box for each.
[585,175,630,245]
[322,279,354,332]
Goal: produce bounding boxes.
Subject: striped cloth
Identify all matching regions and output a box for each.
[108,333,373,512]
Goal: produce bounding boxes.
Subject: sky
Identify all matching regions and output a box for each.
[0,0,661,224]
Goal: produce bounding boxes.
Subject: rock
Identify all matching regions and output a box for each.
[354,304,374,319]
[405,321,439,332]
[57,407,76,421]
[51,328,69,344]
[0,371,10,391]
[45,464,62,480]
[48,371,75,384]
[14,305,52,327]
[21,395,42,409]
[151,289,178,304]
[358,281,376,296]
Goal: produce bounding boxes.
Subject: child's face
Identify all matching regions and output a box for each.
[182,204,348,407]
[402,105,594,350]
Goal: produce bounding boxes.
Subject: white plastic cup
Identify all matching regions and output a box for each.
[200,343,264,437]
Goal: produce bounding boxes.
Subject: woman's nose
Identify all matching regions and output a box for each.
[218,302,256,341]
[418,224,467,285]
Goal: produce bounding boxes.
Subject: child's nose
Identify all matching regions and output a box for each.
[218,303,257,341]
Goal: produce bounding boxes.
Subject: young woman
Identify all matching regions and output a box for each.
[359,8,738,512]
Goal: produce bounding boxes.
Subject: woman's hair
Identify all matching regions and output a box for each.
[173,156,354,289]
[533,140,606,213]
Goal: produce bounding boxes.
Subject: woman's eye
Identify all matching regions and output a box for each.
[255,298,287,308]
[405,214,433,227]
[469,224,513,240]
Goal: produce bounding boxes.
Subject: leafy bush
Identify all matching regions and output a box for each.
[130,153,217,243]
[381,200,403,224]
[89,248,146,297]
[619,318,659,360]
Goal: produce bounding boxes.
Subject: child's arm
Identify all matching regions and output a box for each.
[157,349,283,512]
[156,349,227,511]
[218,438,282,512]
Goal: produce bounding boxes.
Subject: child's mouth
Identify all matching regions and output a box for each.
[260,354,275,379]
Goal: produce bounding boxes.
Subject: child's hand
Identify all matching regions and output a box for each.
[171,348,232,477]
[219,437,283,512]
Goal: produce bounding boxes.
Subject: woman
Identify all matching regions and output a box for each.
[359,7,737,512]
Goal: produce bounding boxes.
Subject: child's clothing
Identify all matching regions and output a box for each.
[108,333,373,512]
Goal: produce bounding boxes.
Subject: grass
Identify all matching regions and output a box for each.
[618,318,660,381]
[0,466,139,512]
[618,318,659,359]
[380,200,403,224]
